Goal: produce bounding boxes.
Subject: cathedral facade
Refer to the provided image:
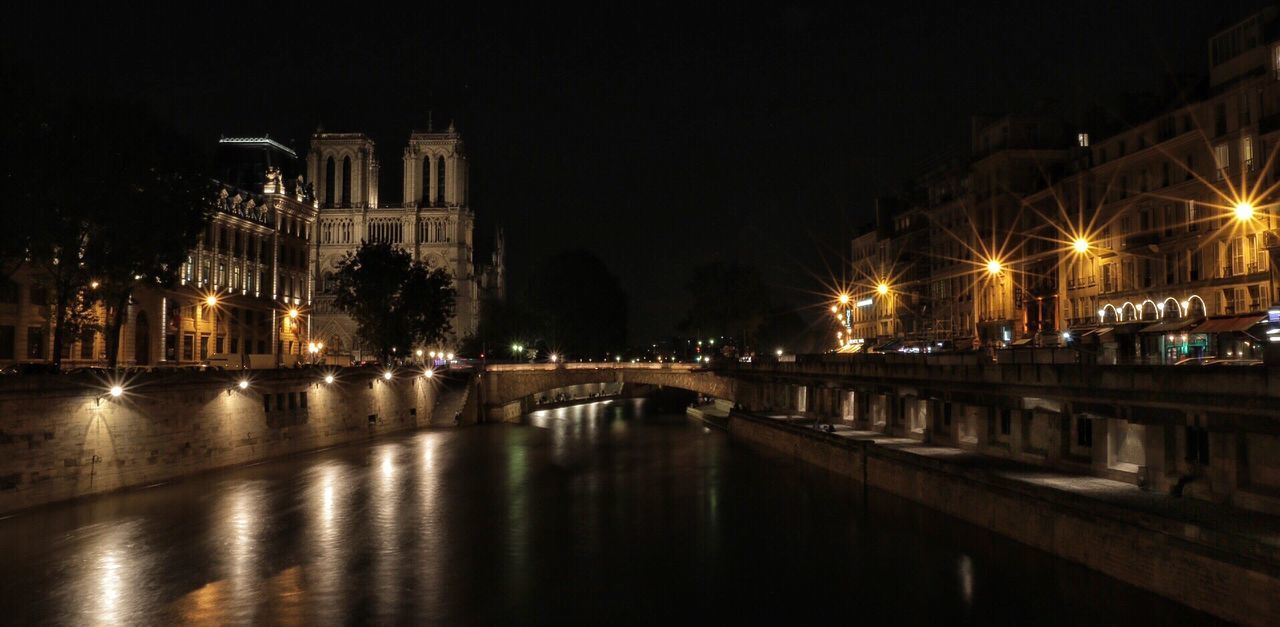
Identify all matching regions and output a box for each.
[307,124,502,360]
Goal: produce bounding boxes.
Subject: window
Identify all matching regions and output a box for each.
[1241,135,1254,171]
[1274,44,1280,80]
[183,334,194,360]
[1212,143,1229,179]
[80,329,95,360]
[1077,133,1089,147]
[29,285,48,307]
[263,395,272,413]
[0,278,18,303]
[341,157,351,206]
[1000,409,1012,435]
[1214,103,1227,136]
[324,157,336,207]
[27,327,45,359]
[436,156,446,204]
[1076,416,1093,448]
[0,326,13,359]
[300,392,308,409]
[199,335,209,360]
[276,393,285,411]
[1185,426,1209,465]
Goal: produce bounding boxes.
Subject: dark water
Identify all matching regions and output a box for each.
[0,398,1219,625]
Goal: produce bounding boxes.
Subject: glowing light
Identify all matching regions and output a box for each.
[830,305,838,313]
[90,281,100,289]
[876,283,889,295]
[838,293,850,305]
[205,295,218,307]
[1061,331,1071,341]
[985,259,1003,275]
[446,353,454,360]
[415,349,423,357]
[1234,201,1254,222]
[1072,238,1089,254]
[288,308,299,319]
[238,379,249,390]
[549,354,558,362]
[429,351,437,358]
[109,385,123,398]
[324,374,335,384]
[383,371,393,381]
[423,369,434,379]
[775,349,783,356]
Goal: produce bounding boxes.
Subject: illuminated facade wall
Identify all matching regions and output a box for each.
[308,126,498,359]
[0,166,318,367]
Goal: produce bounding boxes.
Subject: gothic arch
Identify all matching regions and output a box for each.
[436,155,446,205]
[324,157,336,207]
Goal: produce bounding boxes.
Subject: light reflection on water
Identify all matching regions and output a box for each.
[0,399,1222,626]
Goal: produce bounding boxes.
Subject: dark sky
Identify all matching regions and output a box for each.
[4,2,1271,341]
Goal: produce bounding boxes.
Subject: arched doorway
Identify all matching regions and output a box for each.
[134,310,151,366]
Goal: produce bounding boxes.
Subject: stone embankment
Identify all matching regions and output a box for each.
[728,411,1280,627]
[0,367,465,514]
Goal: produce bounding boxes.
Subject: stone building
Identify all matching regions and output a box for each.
[845,8,1280,357]
[307,124,502,360]
[0,136,319,367]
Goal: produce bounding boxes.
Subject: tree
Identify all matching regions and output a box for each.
[679,261,771,350]
[2,92,214,367]
[525,250,627,359]
[333,242,456,361]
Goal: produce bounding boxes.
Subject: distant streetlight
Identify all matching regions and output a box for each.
[288,308,299,319]
[775,348,783,357]
[838,293,850,305]
[383,370,393,381]
[1072,237,1090,254]
[109,385,123,398]
[876,282,889,295]
[205,295,218,307]
[238,379,249,390]
[986,259,1003,275]
[324,374,335,384]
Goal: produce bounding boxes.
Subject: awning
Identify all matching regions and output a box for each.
[1111,321,1146,334]
[1010,338,1033,346]
[836,342,864,354]
[1139,318,1201,334]
[872,340,903,352]
[1192,314,1267,334]
[1081,326,1113,338]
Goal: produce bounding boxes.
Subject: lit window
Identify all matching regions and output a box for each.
[1077,133,1089,147]
[1240,135,1254,171]
[1213,143,1229,179]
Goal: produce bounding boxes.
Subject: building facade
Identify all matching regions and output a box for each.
[307,124,502,360]
[0,137,319,367]
[844,9,1280,361]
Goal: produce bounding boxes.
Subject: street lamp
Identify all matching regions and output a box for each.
[986,259,1003,275]
[1072,238,1089,254]
[109,385,123,398]
[838,293,850,305]
[876,282,889,295]
[1234,201,1255,222]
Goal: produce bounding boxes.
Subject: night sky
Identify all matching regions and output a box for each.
[4,2,1271,341]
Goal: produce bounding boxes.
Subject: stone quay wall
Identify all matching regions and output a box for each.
[727,412,1280,627]
[0,367,461,514]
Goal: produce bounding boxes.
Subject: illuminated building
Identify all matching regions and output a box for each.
[307,123,505,361]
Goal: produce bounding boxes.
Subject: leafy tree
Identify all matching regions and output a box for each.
[526,250,627,359]
[333,242,457,361]
[679,261,770,350]
[3,91,213,367]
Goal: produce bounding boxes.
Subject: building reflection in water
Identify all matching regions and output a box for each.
[304,461,352,623]
[66,519,149,625]
[414,432,447,617]
[372,443,404,620]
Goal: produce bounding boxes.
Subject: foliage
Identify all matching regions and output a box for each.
[2,90,214,367]
[679,261,771,349]
[460,249,628,360]
[333,242,457,361]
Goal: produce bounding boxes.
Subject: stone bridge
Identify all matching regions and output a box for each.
[473,363,737,421]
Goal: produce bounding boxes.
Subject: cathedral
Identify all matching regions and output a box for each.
[308,123,504,360]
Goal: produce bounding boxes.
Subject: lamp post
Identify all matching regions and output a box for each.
[204,294,219,364]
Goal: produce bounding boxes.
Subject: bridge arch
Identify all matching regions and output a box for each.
[476,364,737,422]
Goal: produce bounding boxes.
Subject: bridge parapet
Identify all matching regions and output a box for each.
[720,358,1280,417]
[474,363,734,421]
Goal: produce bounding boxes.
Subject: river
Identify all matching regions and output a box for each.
[0,397,1219,625]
